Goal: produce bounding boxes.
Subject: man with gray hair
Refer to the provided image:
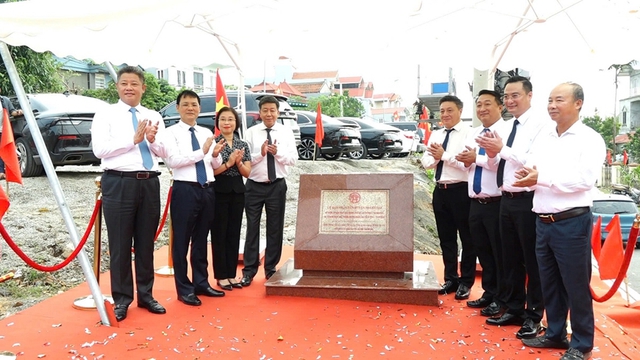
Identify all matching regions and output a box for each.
[514,82,605,360]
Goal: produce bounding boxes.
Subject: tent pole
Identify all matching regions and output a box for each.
[0,42,110,326]
[103,62,118,83]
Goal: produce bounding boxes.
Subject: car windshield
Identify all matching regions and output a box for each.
[592,200,638,214]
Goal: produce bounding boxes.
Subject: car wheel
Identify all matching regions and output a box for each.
[16,137,44,177]
[322,153,341,160]
[369,152,389,159]
[297,137,318,160]
[348,145,367,160]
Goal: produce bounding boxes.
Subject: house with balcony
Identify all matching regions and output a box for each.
[55,56,112,92]
[288,70,337,98]
[618,69,640,136]
[370,92,405,123]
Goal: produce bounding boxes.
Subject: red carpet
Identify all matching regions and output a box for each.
[0,246,639,359]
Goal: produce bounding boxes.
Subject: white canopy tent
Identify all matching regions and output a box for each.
[1,0,640,325]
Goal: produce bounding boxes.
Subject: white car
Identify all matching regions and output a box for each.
[389,122,420,157]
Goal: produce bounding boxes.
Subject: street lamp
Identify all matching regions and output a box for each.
[610,61,636,159]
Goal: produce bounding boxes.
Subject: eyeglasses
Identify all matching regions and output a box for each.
[502,93,522,101]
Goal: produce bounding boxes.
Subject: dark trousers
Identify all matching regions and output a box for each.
[469,199,503,302]
[500,195,544,321]
[101,173,160,306]
[243,179,287,278]
[212,191,245,280]
[432,185,475,287]
[170,182,215,296]
[536,212,594,353]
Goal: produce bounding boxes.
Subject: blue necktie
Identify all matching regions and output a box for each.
[473,128,490,194]
[189,127,207,186]
[496,119,519,187]
[130,108,153,170]
[435,128,453,182]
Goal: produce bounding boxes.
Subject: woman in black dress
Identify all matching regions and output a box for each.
[211,106,252,290]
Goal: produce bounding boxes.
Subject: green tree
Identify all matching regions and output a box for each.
[307,93,365,118]
[83,73,179,111]
[0,46,65,94]
[582,115,615,151]
[626,131,640,164]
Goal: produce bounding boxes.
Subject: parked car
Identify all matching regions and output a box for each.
[8,93,109,177]
[337,117,403,159]
[387,121,421,157]
[159,91,301,146]
[296,111,361,160]
[592,193,640,248]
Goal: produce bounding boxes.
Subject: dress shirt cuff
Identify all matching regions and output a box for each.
[420,153,436,168]
[210,153,222,168]
[499,146,513,161]
[536,168,552,188]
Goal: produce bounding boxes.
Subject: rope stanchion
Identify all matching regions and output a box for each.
[154,185,172,242]
[155,181,174,276]
[73,176,113,310]
[590,215,639,302]
[0,198,101,272]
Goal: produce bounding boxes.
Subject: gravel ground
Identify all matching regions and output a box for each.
[0,155,439,319]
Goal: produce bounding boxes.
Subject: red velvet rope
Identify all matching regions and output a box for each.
[590,224,639,302]
[0,199,102,272]
[154,186,172,242]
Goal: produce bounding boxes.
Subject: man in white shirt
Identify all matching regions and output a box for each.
[421,95,475,300]
[163,90,226,306]
[92,66,169,322]
[477,76,547,339]
[241,96,298,286]
[514,82,605,360]
[455,89,506,316]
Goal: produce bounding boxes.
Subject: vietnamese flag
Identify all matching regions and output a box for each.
[215,69,230,137]
[0,109,21,185]
[623,149,629,165]
[315,102,324,146]
[418,121,431,145]
[606,150,612,165]
[599,214,624,280]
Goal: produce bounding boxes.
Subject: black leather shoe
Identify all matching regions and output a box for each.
[138,299,167,314]
[467,297,492,308]
[437,280,458,295]
[517,318,545,339]
[196,287,225,297]
[114,304,128,322]
[454,284,471,300]
[265,270,276,280]
[240,276,253,287]
[229,280,243,289]
[486,312,524,326]
[216,281,233,291]
[178,293,202,306]
[480,302,504,317]
[560,347,591,360]
[522,335,570,349]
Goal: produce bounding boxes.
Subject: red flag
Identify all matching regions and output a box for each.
[606,150,612,165]
[215,69,230,137]
[418,121,431,145]
[420,106,428,120]
[623,149,629,165]
[1,109,22,184]
[393,111,399,121]
[591,216,602,260]
[599,214,624,280]
[315,103,324,146]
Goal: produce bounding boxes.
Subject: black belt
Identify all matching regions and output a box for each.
[105,170,160,179]
[501,190,534,198]
[436,182,467,190]
[251,178,284,185]
[174,180,212,189]
[537,207,590,224]
[472,196,502,204]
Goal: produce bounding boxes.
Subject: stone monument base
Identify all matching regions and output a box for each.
[265,258,441,306]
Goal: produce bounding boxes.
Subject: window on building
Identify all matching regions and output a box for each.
[623,108,628,126]
[177,70,186,86]
[194,72,204,90]
[157,70,165,80]
[94,74,105,89]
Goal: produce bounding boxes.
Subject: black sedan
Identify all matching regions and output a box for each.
[296,111,361,160]
[337,117,403,159]
[10,93,109,177]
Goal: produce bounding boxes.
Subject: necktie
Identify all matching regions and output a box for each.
[189,127,207,186]
[130,108,153,170]
[265,128,276,182]
[473,128,490,194]
[435,128,453,182]
[496,119,519,187]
